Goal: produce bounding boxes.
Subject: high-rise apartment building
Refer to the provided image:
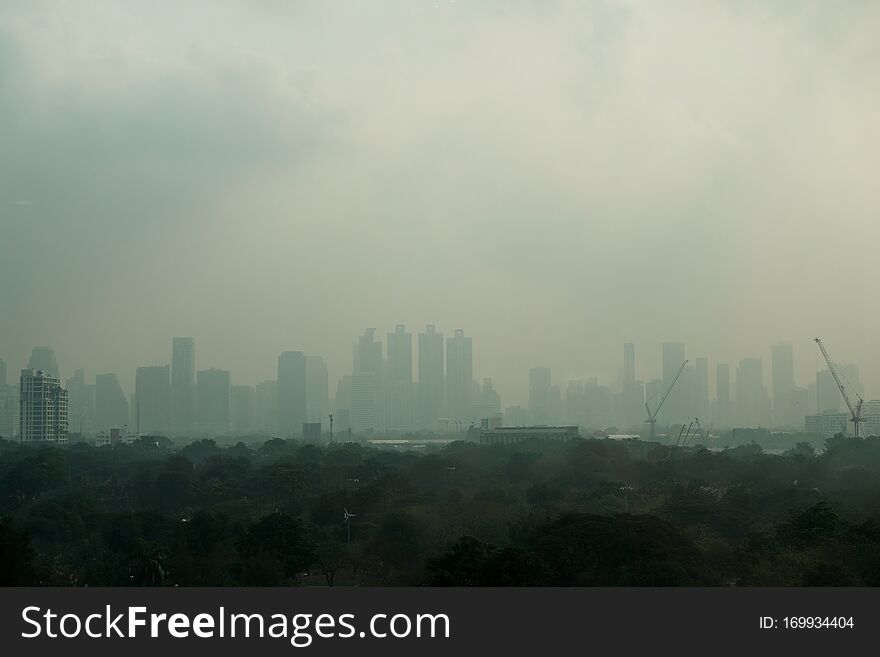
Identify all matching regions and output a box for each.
[386,324,413,430]
[771,344,796,427]
[19,369,68,444]
[446,329,473,425]
[418,325,444,428]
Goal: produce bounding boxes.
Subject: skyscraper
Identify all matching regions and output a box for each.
[0,358,6,386]
[278,351,307,438]
[386,324,413,430]
[736,358,768,427]
[255,380,278,433]
[446,329,473,425]
[306,356,329,426]
[661,342,686,424]
[170,337,195,436]
[135,365,170,435]
[529,367,553,424]
[19,369,68,444]
[230,385,255,434]
[417,325,444,428]
[197,368,230,435]
[771,344,796,428]
[816,369,840,413]
[352,329,383,432]
[95,373,129,430]
[65,368,94,434]
[621,343,644,429]
[27,347,59,378]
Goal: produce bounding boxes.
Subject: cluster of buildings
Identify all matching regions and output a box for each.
[0,337,875,446]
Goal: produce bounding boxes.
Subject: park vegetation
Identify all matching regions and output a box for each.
[1,433,880,586]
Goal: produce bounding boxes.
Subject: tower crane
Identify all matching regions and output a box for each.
[645,359,688,441]
[814,337,863,438]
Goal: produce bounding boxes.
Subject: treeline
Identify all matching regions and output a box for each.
[1,434,880,586]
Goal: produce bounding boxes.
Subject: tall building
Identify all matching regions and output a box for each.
[816,369,840,413]
[661,342,686,424]
[714,364,731,427]
[306,356,329,426]
[386,324,413,430]
[0,358,6,386]
[736,358,768,427]
[255,380,278,434]
[621,344,644,429]
[27,347,59,378]
[446,329,473,425]
[170,337,196,437]
[135,365,170,435]
[771,344,796,428]
[65,368,94,434]
[278,351,307,438]
[352,329,383,432]
[19,369,68,444]
[473,378,501,421]
[94,373,129,430]
[197,368,230,435]
[418,325,444,428]
[528,367,553,424]
[230,385,255,434]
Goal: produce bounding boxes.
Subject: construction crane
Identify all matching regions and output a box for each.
[645,359,688,441]
[814,337,863,438]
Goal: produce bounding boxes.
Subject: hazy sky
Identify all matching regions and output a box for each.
[2,0,879,404]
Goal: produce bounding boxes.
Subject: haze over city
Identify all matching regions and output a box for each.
[3,0,880,403]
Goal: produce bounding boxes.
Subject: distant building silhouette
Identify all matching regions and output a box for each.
[386,324,413,430]
[446,329,473,426]
[278,351,307,438]
[418,325,444,428]
[197,368,230,435]
[27,347,59,379]
[135,365,170,435]
[95,373,129,430]
[230,384,255,434]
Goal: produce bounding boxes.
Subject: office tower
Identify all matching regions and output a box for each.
[278,351,307,438]
[135,365,170,435]
[352,329,383,432]
[19,369,68,444]
[695,356,709,422]
[170,337,196,436]
[94,373,129,430]
[255,380,278,433]
[736,358,768,427]
[714,364,731,427]
[418,325,444,428]
[816,369,839,412]
[661,342,686,424]
[528,367,552,424]
[65,368,94,434]
[306,356,329,425]
[386,324,413,430]
[197,368,230,435]
[473,378,501,421]
[27,347,59,378]
[565,380,586,426]
[446,329,473,425]
[230,385,255,434]
[771,344,796,427]
[621,344,644,429]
